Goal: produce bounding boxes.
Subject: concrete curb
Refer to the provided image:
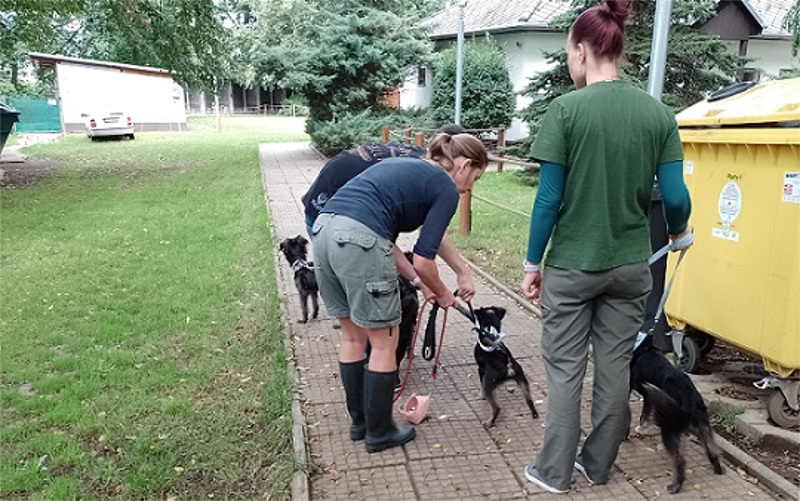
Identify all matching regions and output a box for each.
[261,161,310,501]
[715,434,798,500]
[463,255,798,501]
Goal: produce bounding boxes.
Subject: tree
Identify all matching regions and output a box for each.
[430,38,516,130]
[0,0,230,95]
[784,0,800,57]
[518,0,746,153]
[248,0,432,126]
[0,0,83,93]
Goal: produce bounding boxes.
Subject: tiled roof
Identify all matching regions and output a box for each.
[422,0,571,38]
[423,0,793,39]
[745,0,794,36]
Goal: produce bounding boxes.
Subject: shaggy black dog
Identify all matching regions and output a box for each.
[396,270,418,366]
[631,335,724,494]
[364,251,418,370]
[279,235,319,323]
[472,306,538,427]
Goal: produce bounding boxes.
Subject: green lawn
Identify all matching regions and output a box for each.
[1,116,308,500]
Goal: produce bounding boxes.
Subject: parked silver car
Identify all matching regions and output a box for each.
[85,111,135,140]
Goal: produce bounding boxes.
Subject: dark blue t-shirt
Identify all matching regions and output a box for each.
[321,157,459,259]
[301,143,427,222]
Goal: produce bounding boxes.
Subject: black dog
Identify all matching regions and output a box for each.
[279,235,319,323]
[472,306,538,427]
[396,269,418,366]
[630,335,724,494]
[363,251,418,369]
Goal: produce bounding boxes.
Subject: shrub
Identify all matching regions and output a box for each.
[307,108,436,156]
[430,38,516,130]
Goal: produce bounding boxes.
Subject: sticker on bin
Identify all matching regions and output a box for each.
[713,181,741,241]
[783,172,800,204]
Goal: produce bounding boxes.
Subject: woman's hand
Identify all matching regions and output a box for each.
[521,271,542,301]
[669,225,694,251]
[418,282,436,303]
[435,289,457,309]
[456,271,475,302]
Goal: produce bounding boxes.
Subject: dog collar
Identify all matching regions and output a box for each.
[291,259,312,271]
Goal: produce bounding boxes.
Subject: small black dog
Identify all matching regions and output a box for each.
[396,268,418,366]
[631,335,724,494]
[363,251,418,368]
[279,235,319,323]
[472,306,538,427]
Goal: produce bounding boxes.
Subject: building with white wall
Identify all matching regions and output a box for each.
[406,0,797,142]
[29,53,187,133]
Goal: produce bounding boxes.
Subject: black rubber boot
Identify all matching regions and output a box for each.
[339,360,366,441]
[364,369,416,453]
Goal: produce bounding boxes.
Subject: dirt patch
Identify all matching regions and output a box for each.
[0,157,60,188]
[699,343,800,488]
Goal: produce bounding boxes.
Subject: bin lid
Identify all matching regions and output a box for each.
[676,78,800,127]
[0,101,20,119]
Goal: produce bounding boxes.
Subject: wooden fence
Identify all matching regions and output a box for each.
[381,124,539,235]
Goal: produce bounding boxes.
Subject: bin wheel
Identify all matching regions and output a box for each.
[767,390,799,429]
[693,332,716,357]
[674,336,701,374]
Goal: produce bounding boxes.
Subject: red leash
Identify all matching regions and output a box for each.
[393,298,449,402]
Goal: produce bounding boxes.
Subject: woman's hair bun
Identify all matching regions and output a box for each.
[602,0,632,26]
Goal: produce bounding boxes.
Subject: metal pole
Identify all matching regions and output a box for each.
[647,0,674,100]
[454,1,466,125]
[645,0,674,352]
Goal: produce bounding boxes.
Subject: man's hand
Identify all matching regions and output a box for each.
[521,271,542,301]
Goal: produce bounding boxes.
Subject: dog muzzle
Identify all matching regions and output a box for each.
[476,326,506,353]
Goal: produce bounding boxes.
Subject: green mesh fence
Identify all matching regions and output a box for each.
[6,96,61,132]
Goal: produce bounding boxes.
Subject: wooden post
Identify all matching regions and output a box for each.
[381,126,389,143]
[404,124,412,144]
[459,192,472,236]
[497,125,505,172]
[414,132,424,147]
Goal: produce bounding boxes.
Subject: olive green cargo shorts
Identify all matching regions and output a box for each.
[311,214,401,328]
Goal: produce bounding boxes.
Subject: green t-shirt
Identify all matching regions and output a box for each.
[532,80,683,271]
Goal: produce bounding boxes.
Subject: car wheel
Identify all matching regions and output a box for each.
[129,133,135,140]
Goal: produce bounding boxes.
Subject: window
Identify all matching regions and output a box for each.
[417,67,427,87]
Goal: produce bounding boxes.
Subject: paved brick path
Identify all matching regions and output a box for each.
[259,142,779,501]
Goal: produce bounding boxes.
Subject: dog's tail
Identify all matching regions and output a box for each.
[640,382,691,436]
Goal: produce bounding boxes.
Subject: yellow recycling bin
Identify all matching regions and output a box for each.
[666,78,800,426]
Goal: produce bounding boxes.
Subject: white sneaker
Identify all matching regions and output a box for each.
[524,463,568,494]
[574,456,596,485]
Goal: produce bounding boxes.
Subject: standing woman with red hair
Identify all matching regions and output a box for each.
[520,0,692,493]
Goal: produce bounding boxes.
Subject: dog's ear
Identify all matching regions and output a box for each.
[493,307,506,321]
[279,241,286,252]
[297,235,308,246]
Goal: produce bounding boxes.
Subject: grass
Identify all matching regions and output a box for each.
[447,170,537,290]
[0,116,309,500]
